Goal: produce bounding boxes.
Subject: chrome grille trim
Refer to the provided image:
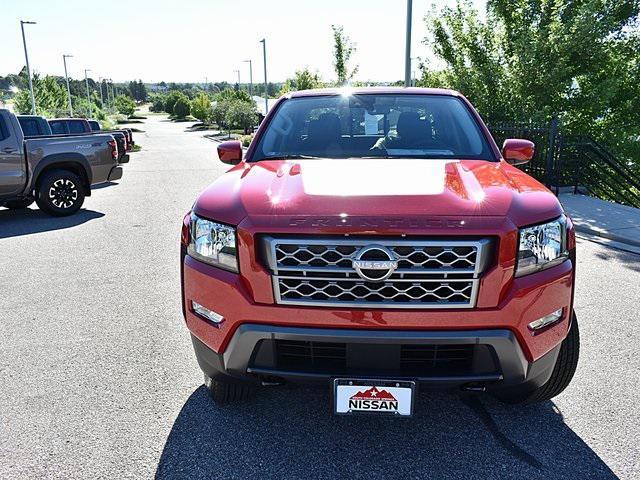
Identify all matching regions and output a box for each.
[262,237,492,309]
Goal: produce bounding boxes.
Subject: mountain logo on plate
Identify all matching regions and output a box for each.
[348,387,399,412]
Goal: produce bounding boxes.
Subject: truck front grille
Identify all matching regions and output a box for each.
[262,237,492,309]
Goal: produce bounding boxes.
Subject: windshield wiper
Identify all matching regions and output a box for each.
[254,154,320,161]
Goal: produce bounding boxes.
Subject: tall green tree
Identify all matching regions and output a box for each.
[420,0,640,162]
[14,74,67,116]
[331,25,359,85]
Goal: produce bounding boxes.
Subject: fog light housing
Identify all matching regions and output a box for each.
[528,308,563,331]
[192,301,224,325]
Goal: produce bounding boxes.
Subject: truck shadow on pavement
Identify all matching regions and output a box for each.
[0,208,104,239]
[156,385,616,480]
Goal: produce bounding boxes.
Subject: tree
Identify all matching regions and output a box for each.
[278,68,322,95]
[331,25,358,85]
[14,74,67,116]
[149,94,166,112]
[420,0,640,164]
[225,99,258,134]
[190,92,212,123]
[128,79,147,102]
[164,90,186,115]
[114,95,136,117]
[173,96,191,119]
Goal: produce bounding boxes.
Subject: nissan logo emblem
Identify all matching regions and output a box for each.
[352,245,398,282]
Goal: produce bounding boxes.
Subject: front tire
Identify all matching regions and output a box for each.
[35,169,85,217]
[495,311,580,404]
[204,374,253,405]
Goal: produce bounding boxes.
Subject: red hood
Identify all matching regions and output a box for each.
[193,159,562,228]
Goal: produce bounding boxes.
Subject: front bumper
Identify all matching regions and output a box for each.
[191,325,561,392]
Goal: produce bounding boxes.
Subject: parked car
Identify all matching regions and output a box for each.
[108,132,129,164]
[87,120,134,153]
[48,118,92,135]
[0,109,122,216]
[180,87,579,414]
[17,115,52,137]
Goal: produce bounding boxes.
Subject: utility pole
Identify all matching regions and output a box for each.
[84,69,92,118]
[260,38,268,114]
[20,20,37,115]
[63,54,73,116]
[234,69,241,88]
[404,0,413,87]
[243,59,253,96]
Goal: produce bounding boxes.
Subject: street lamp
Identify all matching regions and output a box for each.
[98,77,104,107]
[234,69,241,87]
[260,38,268,114]
[20,20,37,115]
[63,54,73,116]
[404,0,413,87]
[243,59,253,96]
[84,69,92,118]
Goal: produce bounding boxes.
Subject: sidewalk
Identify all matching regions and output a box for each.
[559,194,640,253]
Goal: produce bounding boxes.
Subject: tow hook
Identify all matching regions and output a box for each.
[261,376,284,386]
[461,384,486,392]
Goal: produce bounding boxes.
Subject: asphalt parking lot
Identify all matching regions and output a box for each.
[1,114,639,479]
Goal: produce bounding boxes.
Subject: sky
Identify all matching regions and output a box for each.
[0,0,486,84]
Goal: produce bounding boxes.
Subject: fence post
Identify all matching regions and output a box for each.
[546,114,559,190]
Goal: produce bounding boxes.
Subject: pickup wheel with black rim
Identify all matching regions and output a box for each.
[35,169,85,217]
[4,198,34,209]
[204,374,253,405]
[495,311,580,404]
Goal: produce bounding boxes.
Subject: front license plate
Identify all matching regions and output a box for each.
[333,379,415,417]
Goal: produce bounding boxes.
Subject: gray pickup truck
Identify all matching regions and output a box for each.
[0,109,122,216]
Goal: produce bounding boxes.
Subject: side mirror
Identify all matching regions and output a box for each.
[502,139,535,166]
[217,140,243,165]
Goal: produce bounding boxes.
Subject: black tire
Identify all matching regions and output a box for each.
[204,375,252,405]
[35,169,85,217]
[4,198,34,209]
[496,311,580,404]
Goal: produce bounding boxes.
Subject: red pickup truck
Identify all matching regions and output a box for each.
[180,88,578,415]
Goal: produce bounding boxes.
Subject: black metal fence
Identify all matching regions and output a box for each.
[488,118,640,208]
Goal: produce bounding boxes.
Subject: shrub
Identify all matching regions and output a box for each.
[240,134,254,147]
[190,92,212,123]
[150,94,166,112]
[173,97,191,119]
[114,95,136,117]
[164,91,186,115]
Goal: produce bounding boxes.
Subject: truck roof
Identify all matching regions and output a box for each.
[286,86,461,98]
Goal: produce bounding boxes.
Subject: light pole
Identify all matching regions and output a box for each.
[98,77,104,107]
[243,59,253,96]
[20,20,37,115]
[260,38,268,114]
[84,69,92,118]
[234,69,241,88]
[404,0,413,87]
[63,54,73,116]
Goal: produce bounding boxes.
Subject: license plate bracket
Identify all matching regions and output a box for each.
[333,378,415,417]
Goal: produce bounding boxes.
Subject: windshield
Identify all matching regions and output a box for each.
[252,94,494,161]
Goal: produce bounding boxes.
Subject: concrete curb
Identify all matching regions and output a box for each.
[575,231,640,255]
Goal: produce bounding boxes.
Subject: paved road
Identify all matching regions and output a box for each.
[1,114,639,479]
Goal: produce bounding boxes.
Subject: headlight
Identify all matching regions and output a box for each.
[516,216,568,277]
[187,214,238,272]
